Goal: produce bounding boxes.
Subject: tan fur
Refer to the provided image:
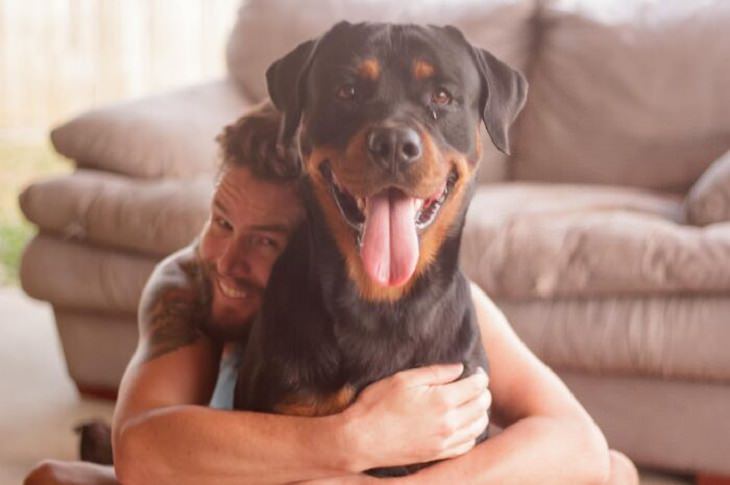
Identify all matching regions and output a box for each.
[304,128,480,303]
[416,153,473,275]
[274,385,356,417]
[413,60,435,80]
[328,127,449,199]
[474,125,483,163]
[358,58,380,81]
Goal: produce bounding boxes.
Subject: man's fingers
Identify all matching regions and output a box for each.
[393,363,464,387]
[446,389,491,431]
[436,439,478,460]
[435,368,488,407]
[441,413,490,451]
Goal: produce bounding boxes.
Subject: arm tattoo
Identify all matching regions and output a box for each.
[138,257,212,363]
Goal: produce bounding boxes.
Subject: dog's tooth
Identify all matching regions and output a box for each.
[331,171,342,190]
[357,197,366,212]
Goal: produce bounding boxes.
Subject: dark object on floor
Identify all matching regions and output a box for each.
[75,420,114,465]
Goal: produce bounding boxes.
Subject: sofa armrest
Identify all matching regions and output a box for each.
[684,150,730,226]
[19,170,212,256]
[50,79,250,179]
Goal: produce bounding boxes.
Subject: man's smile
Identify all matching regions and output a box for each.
[217,278,253,300]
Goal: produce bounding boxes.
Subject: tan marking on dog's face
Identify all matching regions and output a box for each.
[304,127,479,302]
[418,127,483,270]
[328,126,449,199]
[358,58,380,81]
[306,145,414,302]
[274,385,356,417]
[474,125,483,165]
[415,152,474,276]
[413,60,435,80]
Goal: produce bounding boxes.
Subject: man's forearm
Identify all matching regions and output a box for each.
[114,405,357,485]
[399,415,611,485]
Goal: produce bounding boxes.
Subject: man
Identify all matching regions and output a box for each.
[25,101,638,485]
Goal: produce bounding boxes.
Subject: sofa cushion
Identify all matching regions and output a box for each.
[227,0,535,102]
[500,296,730,382]
[225,0,536,184]
[51,80,249,179]
[685,150,730,226]
[461,183,730,299]
[511,0,730,191]
[21,234,157,314]
[19,170,211,257]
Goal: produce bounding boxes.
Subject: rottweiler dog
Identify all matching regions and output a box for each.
[234,21,527,476]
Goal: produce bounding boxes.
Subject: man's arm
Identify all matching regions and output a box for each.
[112,248,356,485]
[112,247,489,485]
[396,283,611,485]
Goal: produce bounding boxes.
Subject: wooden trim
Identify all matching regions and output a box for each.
[75,382,118,402]
[697,474,730,485]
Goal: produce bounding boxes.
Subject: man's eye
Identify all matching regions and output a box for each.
[336,84,357,101]
[256,236,278,248]
[431,88,453,106]
[215,217,232,231]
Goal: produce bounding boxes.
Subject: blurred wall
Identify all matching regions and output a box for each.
[0,0,240,137]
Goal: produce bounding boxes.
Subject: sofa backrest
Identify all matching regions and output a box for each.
[511,0,730,193]
[226,0,730,192]
[225,0,537,183]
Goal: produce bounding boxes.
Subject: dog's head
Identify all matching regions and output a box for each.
[267,22,527,301]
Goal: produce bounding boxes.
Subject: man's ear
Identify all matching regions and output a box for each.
[265,38,318,155]
[472,47,528,155]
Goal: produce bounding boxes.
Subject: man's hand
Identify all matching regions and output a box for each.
[293,474,381,485]
[339,363,490,472]
[24,460,118,485]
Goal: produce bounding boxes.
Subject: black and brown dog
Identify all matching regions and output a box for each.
[234,21,527,476]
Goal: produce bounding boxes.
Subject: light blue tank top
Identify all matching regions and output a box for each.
[209,344,243,410]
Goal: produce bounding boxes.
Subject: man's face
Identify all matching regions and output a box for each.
[199,165,304,334]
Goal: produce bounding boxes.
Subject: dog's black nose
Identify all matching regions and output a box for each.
[367,126,422,171]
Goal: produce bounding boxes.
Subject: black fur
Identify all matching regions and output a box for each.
[235,21,526,477]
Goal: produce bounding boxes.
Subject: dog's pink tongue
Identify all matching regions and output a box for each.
[360,189,419,287]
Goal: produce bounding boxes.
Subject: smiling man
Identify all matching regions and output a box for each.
[24,101,492,485]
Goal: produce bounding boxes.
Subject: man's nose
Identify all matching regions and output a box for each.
[367,125,423,172]
[217,238,252,276]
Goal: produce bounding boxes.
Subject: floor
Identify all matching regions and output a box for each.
[0,287,114,485]
[0,287,693,485]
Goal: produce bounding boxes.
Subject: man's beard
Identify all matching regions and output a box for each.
[200,260,266,299]
[198,260,265,342]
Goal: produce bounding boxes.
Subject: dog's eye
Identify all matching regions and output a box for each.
[431,88,453,106]
[336,84,357,101]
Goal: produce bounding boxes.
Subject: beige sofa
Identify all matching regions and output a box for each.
[19,0,730,478]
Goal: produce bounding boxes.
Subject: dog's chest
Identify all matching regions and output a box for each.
[243,221,480,417]
[326,288,471,388]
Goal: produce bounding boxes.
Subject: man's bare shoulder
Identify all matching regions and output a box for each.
[136,243,212,363]
[468,281,506,326]
[139,244,205,311]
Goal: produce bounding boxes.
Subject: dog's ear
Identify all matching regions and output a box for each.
[440,25,527,154]
[266,38,319,156]
[472,48,528,155]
